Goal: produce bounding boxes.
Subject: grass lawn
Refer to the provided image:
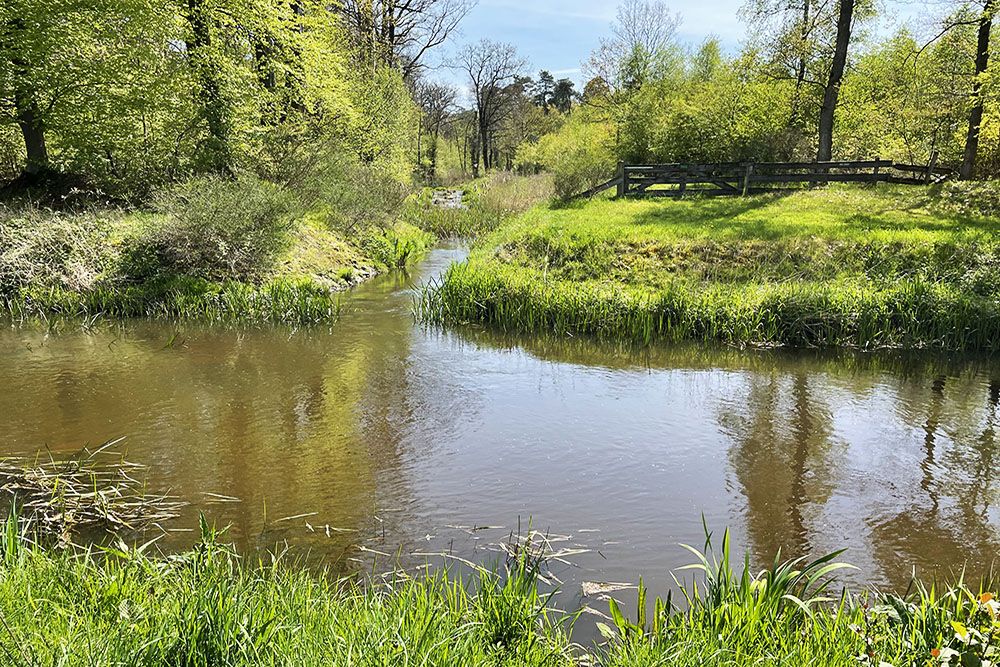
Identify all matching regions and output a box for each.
[422,186,1000,349]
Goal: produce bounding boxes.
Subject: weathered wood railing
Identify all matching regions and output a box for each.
[574,159,953,199]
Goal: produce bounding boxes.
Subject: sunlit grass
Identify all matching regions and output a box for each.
[1,514,996,666]
[422,186,1000,349]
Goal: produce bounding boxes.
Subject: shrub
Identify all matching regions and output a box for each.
[0,206,122,293]
[132,176,295,282]
[517,113,615,200]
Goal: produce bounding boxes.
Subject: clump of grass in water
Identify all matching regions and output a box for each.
[0,439,184,546]
[3,276,342,326]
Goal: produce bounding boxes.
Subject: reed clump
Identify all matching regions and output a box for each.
[0,440,184,546]
[421,186,1000,350]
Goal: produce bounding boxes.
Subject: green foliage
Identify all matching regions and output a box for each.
[0,517,572,666]
[133,176,295,282]
[518,111,615,199]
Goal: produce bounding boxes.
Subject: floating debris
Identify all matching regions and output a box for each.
[581,581,636,597]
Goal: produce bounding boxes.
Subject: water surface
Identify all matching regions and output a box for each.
[3,244,999,611]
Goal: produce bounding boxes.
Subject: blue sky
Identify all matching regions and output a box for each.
[433,0,931,90]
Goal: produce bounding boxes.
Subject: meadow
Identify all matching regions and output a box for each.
[421,185,1000,349]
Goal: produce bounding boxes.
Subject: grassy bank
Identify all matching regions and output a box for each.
[0,177,433,325]
[2,518,996,666]
[406,172,554,238]
[421,186,1000,349]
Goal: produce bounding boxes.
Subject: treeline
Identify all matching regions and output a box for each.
[514,0,1000,197]
[0,0,480,201]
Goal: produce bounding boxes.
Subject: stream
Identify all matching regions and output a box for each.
[3,242,1000,615]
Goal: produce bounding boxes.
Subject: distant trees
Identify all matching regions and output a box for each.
[337,0,474,77]
[456,39,526,174]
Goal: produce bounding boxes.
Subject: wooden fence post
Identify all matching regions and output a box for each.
[742,163,754,197]
[616,161,625,198]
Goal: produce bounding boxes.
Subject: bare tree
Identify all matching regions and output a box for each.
[456,39,525,173]
[339,0,475,77]
[585,0,681,91]
[416,80,457,178]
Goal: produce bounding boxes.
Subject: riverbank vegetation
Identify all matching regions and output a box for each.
[422,184,1000,349]
[2,514,997,666]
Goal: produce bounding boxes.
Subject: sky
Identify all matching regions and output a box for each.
[432,0,933,91]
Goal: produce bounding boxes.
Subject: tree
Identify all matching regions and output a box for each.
[960,0,996,179]
[532,70,556,112]
[586,0,681,93]
[817,0,856,162]
[416,80,456,179]
[456,39,525,173]
[552,78,577,113]
[338,0,474,77]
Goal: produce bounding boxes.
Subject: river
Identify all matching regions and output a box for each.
[2,243,999,615]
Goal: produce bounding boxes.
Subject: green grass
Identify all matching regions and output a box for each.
[0,206,433,326]
[407,173,555,238]
[1,515,997,666]
[421,186,1000,349]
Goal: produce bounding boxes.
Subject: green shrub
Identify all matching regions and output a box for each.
[0,206,122,293]
[133,176,295,282]
[516,113,615,199]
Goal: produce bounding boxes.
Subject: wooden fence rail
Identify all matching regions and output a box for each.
[574,159,953,199]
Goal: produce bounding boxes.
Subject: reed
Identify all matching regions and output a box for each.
[0,440,184,547]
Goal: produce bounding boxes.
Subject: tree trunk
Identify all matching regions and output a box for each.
[16,97,48,175]
[817,0,854,162]
[961,0,995,180]
[429,125,440,181]
[478,115,490,172]
[186,0,232,174]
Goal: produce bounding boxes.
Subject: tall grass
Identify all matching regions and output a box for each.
[599,526,1000,667]
[5,276,341,325]
[0,515,573,666]
[408,173,555,238]
[1,514,996,666]
[420,262,1000,350]
[421,187,1000,350]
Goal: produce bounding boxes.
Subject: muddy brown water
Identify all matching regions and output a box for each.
[3,243,1000,617]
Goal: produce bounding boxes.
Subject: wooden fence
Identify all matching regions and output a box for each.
[575,159,953,199]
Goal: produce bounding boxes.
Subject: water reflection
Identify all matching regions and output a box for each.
[1,246,1000,598]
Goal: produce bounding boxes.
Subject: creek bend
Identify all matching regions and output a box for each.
[3,243,999,609]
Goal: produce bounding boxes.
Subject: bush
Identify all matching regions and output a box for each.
[517,114,614,200]
[132,176,294,282]
[0,206,122,293]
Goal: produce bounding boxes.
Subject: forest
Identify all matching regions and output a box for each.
[3,0,1000,201]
